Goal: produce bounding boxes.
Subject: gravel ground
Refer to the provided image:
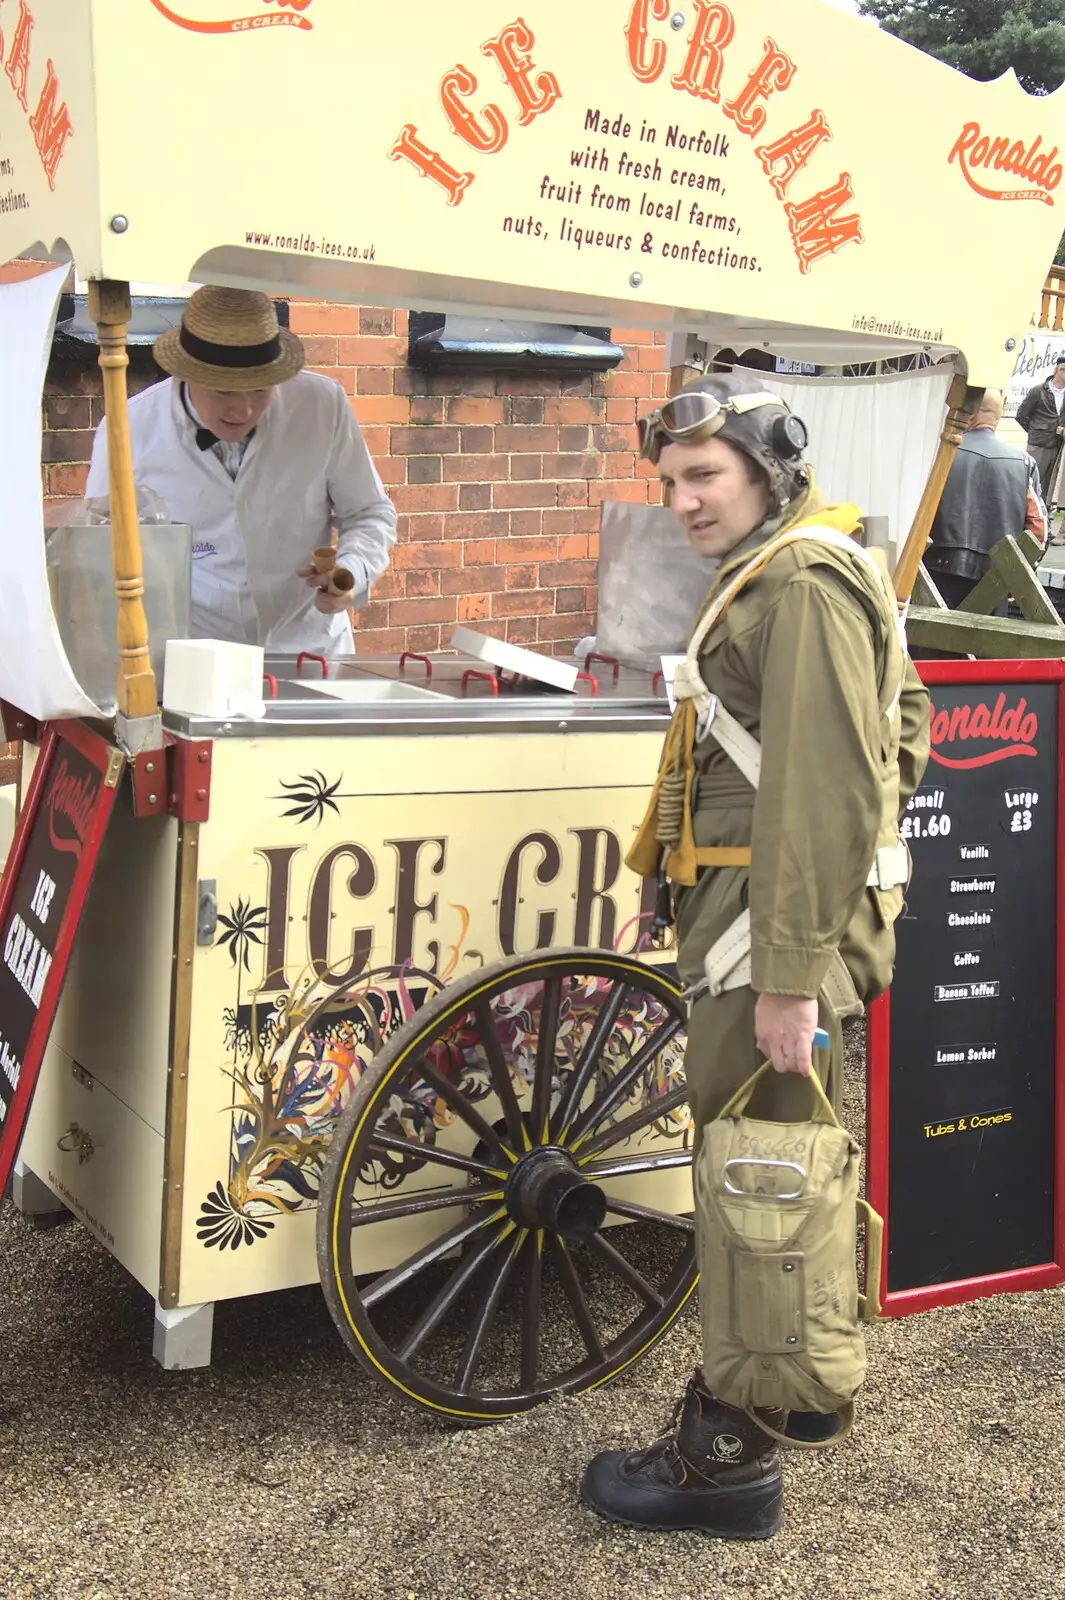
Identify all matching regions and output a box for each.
[1,1031,1063,1600]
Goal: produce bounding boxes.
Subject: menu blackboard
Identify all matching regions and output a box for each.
[0,721,122,1196]
[868,662,1065,1314]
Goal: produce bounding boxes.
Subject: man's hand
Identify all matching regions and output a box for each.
[298,563,357,615]
[754,993,819,1076]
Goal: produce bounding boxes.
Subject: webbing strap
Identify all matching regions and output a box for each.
[746,1401,856,1453]
[675,524,907,775]
[700,911,871,1013]
[697,698,762,788]
[703,906,753,995]
[857,1198,884,1322]
[671,529,817,721]
[693,846,752,867]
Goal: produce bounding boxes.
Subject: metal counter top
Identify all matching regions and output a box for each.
[163,652,674,739]
[1036,545,1065,592]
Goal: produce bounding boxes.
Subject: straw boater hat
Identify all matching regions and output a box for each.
[153,285,305,390]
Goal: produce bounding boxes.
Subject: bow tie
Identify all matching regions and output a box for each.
[196,426,255,451]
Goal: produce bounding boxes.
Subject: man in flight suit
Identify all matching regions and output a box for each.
[580,373,930,1539]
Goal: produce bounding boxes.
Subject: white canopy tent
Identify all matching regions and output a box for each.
[1,0,1064,718]
[752,364,956,553]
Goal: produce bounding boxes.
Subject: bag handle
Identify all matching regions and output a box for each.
[857,1197,884,1322]
[716,1061,840,1128]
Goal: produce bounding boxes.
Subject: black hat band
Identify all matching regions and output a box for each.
[179,325,282,368]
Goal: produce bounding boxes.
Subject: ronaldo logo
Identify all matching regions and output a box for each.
[148,0,314,34]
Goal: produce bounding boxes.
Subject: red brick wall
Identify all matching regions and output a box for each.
[41,301,670,658]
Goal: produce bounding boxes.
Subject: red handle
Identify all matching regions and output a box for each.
[651,670,665,694]
[575,671,599,697]
[461,669,499,697]
[399,651,433,679]
[296,652,329,679]
[584,651,620,684]
[263,674,278,700]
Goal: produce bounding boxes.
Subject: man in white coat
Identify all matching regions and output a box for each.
[86,285,396,655]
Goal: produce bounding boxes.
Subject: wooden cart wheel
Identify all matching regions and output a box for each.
[316,949,696,1423]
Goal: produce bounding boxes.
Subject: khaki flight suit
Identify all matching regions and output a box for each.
[672,521,931,1137]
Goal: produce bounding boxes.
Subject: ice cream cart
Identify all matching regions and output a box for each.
[0,0,1063,1423]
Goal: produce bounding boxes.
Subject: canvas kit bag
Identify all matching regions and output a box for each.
[694,1062,884,1448]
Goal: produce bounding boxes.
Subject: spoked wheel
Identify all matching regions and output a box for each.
[317,949,696,1423]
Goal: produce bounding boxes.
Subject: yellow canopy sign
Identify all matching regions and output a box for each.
[1,0,1064,382]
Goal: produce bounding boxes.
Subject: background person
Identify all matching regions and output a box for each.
[1016,358,1065,510]
[86,286,396,655]
[924,389,1048,615]
[580,373,929,1541]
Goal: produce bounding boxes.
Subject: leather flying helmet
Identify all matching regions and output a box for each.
[639,371,810,509]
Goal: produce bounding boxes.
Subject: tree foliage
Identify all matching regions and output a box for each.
[858,1,1065,95]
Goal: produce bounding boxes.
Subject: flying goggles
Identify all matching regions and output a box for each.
[637,389,809,464]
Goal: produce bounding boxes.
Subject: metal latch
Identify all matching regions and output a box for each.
[57,1123,95,1164]
[197,879,217,946]
[723,1158,807,1200]
[694,694,718,745]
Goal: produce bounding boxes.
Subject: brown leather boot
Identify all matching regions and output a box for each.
[580,1373,783,1538]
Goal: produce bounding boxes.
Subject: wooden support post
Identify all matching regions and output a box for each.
[956,535,1060,626]
[911,564,948,610]
[86,280,158,719]
[669,362,697,397]
[665,332,709,398]
[906,529,1065,656]
[892,374,986,603]
[906,608,1065,658]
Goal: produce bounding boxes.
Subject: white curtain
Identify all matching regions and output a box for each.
[739,364,953,553]
[0,268,102,720]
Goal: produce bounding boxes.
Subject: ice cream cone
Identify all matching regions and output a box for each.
[327,565,356,596]
[313,546,337,575]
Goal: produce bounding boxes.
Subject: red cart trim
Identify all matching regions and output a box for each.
[0,720,124,1194]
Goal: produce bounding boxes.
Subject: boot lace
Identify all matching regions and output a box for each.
[623,1381,703,1487]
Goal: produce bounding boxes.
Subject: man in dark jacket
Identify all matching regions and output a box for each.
[924,390,1047,612]
[1016,359,1065,504]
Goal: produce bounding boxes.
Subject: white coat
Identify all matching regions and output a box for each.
[85,372,396,655]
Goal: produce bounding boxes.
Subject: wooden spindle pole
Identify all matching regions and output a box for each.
[87,279,158,718]
[669,359,698,397]
[892,374,986,604]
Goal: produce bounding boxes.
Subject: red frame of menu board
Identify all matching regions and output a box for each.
[0,719,123,1196]
[867,658,1065,1316]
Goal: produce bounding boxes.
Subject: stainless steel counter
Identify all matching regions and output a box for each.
[162,651,673,739]
[1037,545,1065,592]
